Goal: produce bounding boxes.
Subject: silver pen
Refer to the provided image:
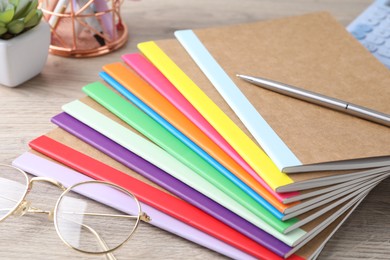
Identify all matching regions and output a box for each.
[236,74,390,127]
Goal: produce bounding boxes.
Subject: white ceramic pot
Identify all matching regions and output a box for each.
[0,21,51,87]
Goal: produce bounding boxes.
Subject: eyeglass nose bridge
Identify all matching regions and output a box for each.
[11,176,66,220]
[11,177,67,220]
[12,200,31,217]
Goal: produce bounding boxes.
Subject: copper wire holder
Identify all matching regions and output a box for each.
[40,0,128,57]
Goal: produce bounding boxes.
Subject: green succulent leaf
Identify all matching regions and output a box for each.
[23,5,35,23]
[21,0,38,23]
[24,8,40,28]
[0,3,15,23]
[0,26,7,36]
[14,0,30,19]
[7,17,24,34]
[0,0,41,38]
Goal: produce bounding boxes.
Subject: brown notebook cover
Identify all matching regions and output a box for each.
[152,12,390,175]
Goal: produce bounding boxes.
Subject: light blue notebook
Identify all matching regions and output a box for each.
[174,30,301,171]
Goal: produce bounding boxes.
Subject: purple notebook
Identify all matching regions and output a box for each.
[52,112,292,256]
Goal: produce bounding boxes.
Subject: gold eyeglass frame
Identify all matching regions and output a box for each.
[0,163,151,259]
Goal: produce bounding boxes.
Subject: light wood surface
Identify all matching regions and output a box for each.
[1,0,389,259]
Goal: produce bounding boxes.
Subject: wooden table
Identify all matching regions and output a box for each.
[1,0,389,259]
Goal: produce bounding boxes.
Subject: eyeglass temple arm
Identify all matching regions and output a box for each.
[1,208,151,225]
[56,214,117,260]
[77,220,117,260]
[62,211,151,222]
[30,209,120,259]
[59,210,150,259]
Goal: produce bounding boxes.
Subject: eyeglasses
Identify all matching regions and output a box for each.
[0,163,151,259]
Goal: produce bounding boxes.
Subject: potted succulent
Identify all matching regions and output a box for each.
[0,0,50,87]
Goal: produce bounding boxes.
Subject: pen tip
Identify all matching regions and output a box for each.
[236,74,242,78]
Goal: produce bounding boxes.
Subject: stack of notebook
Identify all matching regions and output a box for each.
[13,12,390,259]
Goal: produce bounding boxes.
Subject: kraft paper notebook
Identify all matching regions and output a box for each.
[174,12,390,173]
[13,151,368,260]
[137,12,390,192]
[28,124,376,258]
[100,63,390,217]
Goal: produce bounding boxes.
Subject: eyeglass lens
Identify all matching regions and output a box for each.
[55,182,141,254]
[0,164,28,221]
